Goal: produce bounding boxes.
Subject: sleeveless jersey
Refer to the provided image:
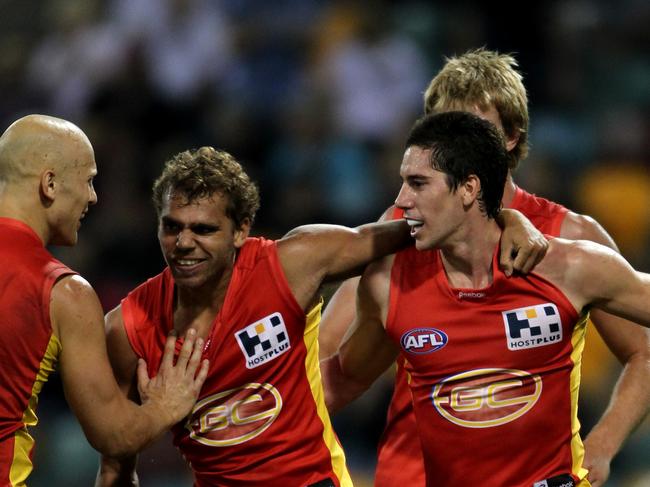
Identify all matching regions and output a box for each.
[385,244,589,486]
[375,187,569,486]
[122,237,351,487]
[0,218,75,487]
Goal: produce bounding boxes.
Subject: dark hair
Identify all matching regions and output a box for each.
[405,111,508,219]
[152,146,260,228]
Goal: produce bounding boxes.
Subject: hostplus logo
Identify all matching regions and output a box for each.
[502,303,562,351]
[235,313,290,369]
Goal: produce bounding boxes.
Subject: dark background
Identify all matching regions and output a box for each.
[1,0,648,485]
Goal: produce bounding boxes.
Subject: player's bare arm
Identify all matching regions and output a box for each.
[534,238,650,327]
[95,306,146,487]
[321,254,399,414]
[97,304,206,487]
[318,207,548,359]
[318,277,360,360]
[277,219,411,310]
[559,211,650,487]
[52,276,207,460]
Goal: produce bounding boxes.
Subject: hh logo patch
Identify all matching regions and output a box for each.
[235,313,290,369]
[533,473,575,487]
[502,303,562,351]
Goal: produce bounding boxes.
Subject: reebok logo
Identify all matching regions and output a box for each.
[458,291,485,299]
[235,313,290,369]
[502,303,562,351]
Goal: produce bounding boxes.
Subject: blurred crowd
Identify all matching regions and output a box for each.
[0,0,648,485]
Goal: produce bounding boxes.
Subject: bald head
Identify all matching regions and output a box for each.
[0,114,97,246]
[0,114,93,185]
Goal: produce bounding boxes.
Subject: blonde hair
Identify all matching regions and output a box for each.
[423,48,529,170]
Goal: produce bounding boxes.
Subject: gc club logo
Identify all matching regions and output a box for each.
[432,368,542,428]
[400,328,448,354]
[186,383,282,447]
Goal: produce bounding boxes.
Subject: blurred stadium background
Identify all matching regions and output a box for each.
[1,0,648,485]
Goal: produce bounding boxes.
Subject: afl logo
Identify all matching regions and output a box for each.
[186,383,282,447]
[432,368,542,428]
[401,328,448,354]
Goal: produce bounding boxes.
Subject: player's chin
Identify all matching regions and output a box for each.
[51,231,78,247]
[170,273,206,289]
[413,235,432,251]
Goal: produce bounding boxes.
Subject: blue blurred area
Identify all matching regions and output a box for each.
[1,0,648,485]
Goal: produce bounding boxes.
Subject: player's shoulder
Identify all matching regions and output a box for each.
[542,237,617,275]
[52,274,98,303]
[559,211,617,248]
[50,274,103,338]
[105,304,124,332]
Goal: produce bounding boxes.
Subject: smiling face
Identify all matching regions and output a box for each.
[158,191,249,290]
[395,146,464,251]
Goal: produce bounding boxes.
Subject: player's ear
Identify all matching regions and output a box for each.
[504,129,520,152]
[233,218,251,248]
[460,174,480,207]
[39,169,57,206]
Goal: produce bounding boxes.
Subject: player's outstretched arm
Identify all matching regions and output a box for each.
[318,207,547,361]
[545,238,650,327]
[52,276,208,459]
[319,207,547,361]
[559,212,650,487]
[278,219,411,310]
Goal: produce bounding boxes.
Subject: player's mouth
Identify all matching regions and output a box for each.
[172,258,206,275]
[405,218,424,237]
[78,211,87,228]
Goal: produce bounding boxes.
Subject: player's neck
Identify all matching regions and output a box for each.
[173,269,232,339]
[501,173,517,208]
[439,219,501,289]
[0,202,49,245]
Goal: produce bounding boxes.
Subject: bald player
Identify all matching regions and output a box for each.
[0,114,208,486]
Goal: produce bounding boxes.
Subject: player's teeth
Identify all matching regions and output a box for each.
[406,218,423,227]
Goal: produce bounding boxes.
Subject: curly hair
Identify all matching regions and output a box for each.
[423,48,529,170]
[152,147,260,229]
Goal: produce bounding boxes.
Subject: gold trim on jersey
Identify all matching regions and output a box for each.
[569,312,591,484]
[304,299,353,487]
[10,334,60,486]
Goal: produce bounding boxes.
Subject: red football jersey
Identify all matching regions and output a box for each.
[0,218,75,486]
[375,187,570,486]
[122,237,351,486]
[386,244,589,486]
